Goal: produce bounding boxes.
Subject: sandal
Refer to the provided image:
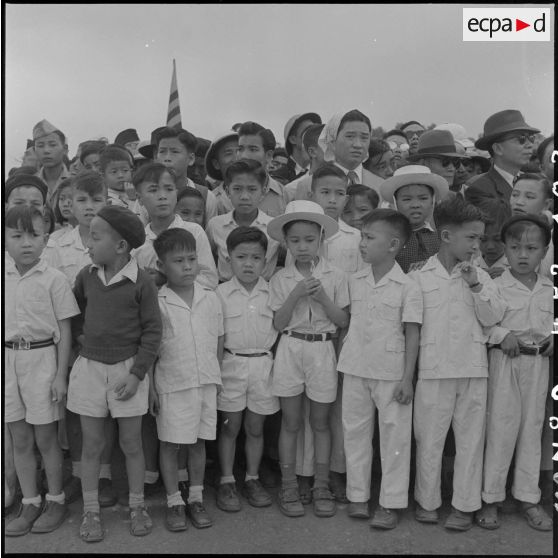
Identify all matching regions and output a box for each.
[129,505,153,536]
[312,486,336,518]
[80,511,104,543]
[522,504,552,532]
[475,503,500,530]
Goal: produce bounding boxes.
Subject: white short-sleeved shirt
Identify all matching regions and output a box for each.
[107,189,149,225]
[155,283,223,394]
[132,214,218,290]
[49,226,92,287]
[216,276,277,352]
[5,257,80,343]
[206,210,279,282]
[409,255,506,380]
[338,263,423,380]
[487,269,553,346]
[212,182,234,215]
[268,257,349,334]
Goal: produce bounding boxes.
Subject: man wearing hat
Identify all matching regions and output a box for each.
[465,110,539,208]
[114,129,140,158]
[283,113,322,183]
[33,119,70,203]
[408,129,466,188]
[204,130,239,214]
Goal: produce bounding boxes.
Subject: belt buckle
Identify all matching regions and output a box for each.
[17,340,30,350]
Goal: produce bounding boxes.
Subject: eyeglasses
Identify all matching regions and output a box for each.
[387,141,409,152]
[453,159,472,169]
[404,129,425,140]
[429,157,459,168]
[500,133,536,145]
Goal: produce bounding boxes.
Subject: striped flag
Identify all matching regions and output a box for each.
[166,59,182,129]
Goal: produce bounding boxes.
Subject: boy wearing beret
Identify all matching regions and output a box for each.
[66,206,162,542]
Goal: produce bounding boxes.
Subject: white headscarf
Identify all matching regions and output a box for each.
[318,110,370,164]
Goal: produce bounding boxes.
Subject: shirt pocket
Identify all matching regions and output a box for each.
[422,284,441,308]
[223,309,244,333]
[418,330,438,371]
[471,329,488,367]
[503,298,527,330]
[350,297,364,316]
[535,297,554,333]
[377,296,401,321]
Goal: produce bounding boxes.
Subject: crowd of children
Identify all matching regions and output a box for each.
[4,111,554,544]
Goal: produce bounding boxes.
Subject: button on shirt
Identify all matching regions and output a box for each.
[487,270,553,346]
[206,210,280,281]
[155,283,223,394]
[5,258,80,343]
[132,214,218,290]
[216,276,278,352]
[338,263,423,380]
[409,255,506,379]
[269,258,349,334]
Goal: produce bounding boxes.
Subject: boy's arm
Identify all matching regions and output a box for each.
[194,227,219,290]
[393,322,420,405]
[273,283,306,331]
[311,289,349,329]
[217,335,224,367]
[461,266,506,327]
[147,363,160,416]
[71,268,87,342]
[51,318,72,402]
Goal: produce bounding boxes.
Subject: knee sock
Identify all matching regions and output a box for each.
[98,464,112,481]
[22,495,42,508]
[187,485,203,504]
[46,492,65,504]
[280,463,297,490]
[129,492,144,509]
[314,463,330,489]
[83,490,100,514]
[166,491,183,508]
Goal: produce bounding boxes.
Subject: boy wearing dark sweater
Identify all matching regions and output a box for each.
[66,206,162,543]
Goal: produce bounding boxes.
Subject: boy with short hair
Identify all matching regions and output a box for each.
[380,165,449,273]
[206,159,279,282]
[338,209,422,529]
[176,187,205,227]
[237,121,290,217]
[476,199,511,279]
[131,162,218,290]
[155,127,218,222]
[477,215,553,532]
[5,206,79,537]
[149,228,223,532]
[66,206,162,542]
[341,184,380,230]
[215,227,279,513]
[409,197,506,531]
[99,144,135,206]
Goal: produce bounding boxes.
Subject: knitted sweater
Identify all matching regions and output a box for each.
[72,265,162,380]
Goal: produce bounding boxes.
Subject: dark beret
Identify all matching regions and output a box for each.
[5,174,49,203]
[500,213,552,246]
[97,205,146,249]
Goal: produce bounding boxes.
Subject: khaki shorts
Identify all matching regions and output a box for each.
[67,355,149,418]
[218,353,280,415]
[272,336,338,403]
[156,384,217,444]
[5,346,63,425]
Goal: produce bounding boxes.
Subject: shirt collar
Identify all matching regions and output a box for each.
[334,162,362,183]
[145,215,183,240]
[228,275,269,296]
[290,156,307,175]
[414,222,435,233]
[364,261,407,286]
[90,257,138,283]
[265,175,284,196]
[493,164,516,187]
[224,209,268,227]
[5,254,48,277]
[499,268,553,290]
[57,225,85,248]
[159,283,202,309]
[283,256,331,278]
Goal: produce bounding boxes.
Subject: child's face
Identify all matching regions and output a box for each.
[137,171,177,220]
[34,133,66,168]
[176,196,205,226]
[368,150,394,179]
[6,186,44,213]
[479,224,505,266]
[83,153,101,173]
[284,221,322,264]
[158,249,199,289]
[5,216,47,273]
[310,175,347,220]
[334,121,370,169]
[359,221,397,265]
[237,135,271,168]
[72,189,106,228]
[441,221,485,263]
[58,187,73,220]
[342,194,375,230]
[227,173,265,215]
[229,242,266,286]
[156,137,194,178]
[394,184,434,228]
[87,216,121,266]
[103,160,132,191]
[504,226,547,276]
[510,179,551,216]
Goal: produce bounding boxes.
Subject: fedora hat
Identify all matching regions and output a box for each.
[407,130,463,161]
[283,113,322,156]
[475,110,540,151]
[380,165,449,203]
[267,200,338,242]
[138,126,168,159]
[204,131,239,181]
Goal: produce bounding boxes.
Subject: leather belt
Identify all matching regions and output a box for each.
[283,331,335,342]
[490,342,549,356]
[5,339,55,350]
[225,348,270,358]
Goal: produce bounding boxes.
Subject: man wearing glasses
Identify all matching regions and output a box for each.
[465,110,540,208]
[400,120,426,156]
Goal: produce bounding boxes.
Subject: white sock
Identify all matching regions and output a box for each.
[187,485,203,504]
[167,491,183,507]
[46,492,65,505]
[220,475,235,485]
[99,463,112,480]
[144,470,159,484]
[72,461,81,478]
[22,495,42,508]
[245,474,259,482]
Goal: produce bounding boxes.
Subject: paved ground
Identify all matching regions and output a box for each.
[5,476,554,555]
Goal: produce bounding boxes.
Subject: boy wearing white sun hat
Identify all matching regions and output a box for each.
[267,201,350,519]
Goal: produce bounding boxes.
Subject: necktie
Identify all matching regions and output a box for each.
[347,171,359,185]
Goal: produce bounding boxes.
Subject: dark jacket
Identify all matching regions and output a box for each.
[464,166,512,208]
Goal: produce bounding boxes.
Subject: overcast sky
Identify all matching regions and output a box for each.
[5,3,554,169]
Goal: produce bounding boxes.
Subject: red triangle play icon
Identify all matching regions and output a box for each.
[516,19,530,31]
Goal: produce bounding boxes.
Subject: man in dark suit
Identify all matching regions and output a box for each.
[465,110,539,208]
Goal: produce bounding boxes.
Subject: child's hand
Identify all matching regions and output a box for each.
[309,280,328,304]
[114,374,140,401]
[292,277,320,299]
[540,335,554,357]
[500,332,520,357]
[124,182,137,201]
[459,259,479,286]
[486,267,506,279]
[393,379,413,405]
[51,374,67,403]
[149,389,160,417]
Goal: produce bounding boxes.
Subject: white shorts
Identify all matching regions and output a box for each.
[218,353,280,415]
[5,346,63,425]
[157,384,217,444]
[272,336,338,403]
[66,355,149,418]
